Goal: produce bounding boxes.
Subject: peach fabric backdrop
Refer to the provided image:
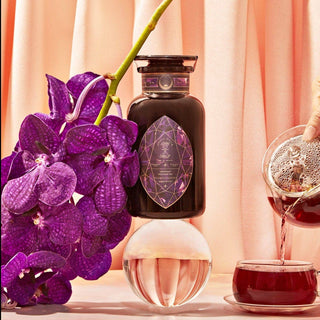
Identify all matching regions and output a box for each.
[2,0,320,272]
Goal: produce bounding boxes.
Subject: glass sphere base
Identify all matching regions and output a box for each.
[123,220,212,307]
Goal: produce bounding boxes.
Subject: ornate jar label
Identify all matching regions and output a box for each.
[138,115,193,209]
[142,74,189,93]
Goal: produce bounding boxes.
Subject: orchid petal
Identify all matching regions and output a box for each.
[100,115,138,155]
[120,151,140,187]
[5,150,36,184]
[2,169,40,214]
[36,162,76,206]
[34,112,64,135]
[1,214,37,256]
[1,205,12,227]
[1,251,12,266]
[1,252,27,287]
[67,72,108,123]
[27,251,66,269]
[81,234,103,258]
[64,125,106,154]
[77,196,108,236]
[37,274,72,304]
[46,74,72,119]
[45,202,82,245]
[19,115,61,155]
[103,209,132,248]
[67,154,105,195]
[94,166,127,216]
[20,150,37,171]
[37,229,72,258]
[1,152,16,189]
[32,271,55,287]
[58,258,77,281]
[6,275,37,306]
[70,249,111,280]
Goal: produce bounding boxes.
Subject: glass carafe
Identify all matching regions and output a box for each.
[262,125,320,228]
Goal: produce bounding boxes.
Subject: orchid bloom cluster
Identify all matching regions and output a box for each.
[1,72,139,307]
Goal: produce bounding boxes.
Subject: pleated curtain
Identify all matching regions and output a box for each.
[2,0,320,272]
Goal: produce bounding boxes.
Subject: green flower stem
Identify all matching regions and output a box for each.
[94,0,173,125]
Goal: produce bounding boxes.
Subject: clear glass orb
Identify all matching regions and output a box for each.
[123,220,212,308]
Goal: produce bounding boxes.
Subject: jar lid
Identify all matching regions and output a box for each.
[135,55,198,73]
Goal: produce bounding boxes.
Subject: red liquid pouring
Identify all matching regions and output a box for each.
[268,193,320,228]
[233,266,317,305]
[268,193,320,264]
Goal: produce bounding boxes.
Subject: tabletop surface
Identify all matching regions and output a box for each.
[2,270,320,320]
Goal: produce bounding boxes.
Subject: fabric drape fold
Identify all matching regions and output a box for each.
[240,0,277,261]
[1,0,320,272]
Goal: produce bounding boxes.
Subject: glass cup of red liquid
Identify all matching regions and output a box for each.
[232,260,320,305]
[262,125,320,228]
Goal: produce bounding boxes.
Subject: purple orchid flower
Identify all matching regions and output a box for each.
[1,251,69,306]
[1,142,35,192]
[1,152,16,191]
[0,70,140,306]
[35,72,108,139]
[64,115,139,216]
[1,202,82,258]
[68,246,112,281]
[1,115,77,214]
[77,196,132,253]
[36,273,72,304]
[56,196,132,281]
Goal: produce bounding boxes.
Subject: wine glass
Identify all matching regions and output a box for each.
[262,125,320,228]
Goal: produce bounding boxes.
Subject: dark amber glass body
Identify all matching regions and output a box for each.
[126,56,205,219]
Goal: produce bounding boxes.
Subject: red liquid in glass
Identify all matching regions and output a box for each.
[268,194,320,227]
[233,267,317,305]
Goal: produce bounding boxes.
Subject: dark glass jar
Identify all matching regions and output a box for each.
[126,55,205,219]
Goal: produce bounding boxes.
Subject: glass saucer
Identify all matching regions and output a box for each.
[224,294,320,315]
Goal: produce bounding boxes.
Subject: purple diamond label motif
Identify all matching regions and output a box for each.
[138,115,193,209]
